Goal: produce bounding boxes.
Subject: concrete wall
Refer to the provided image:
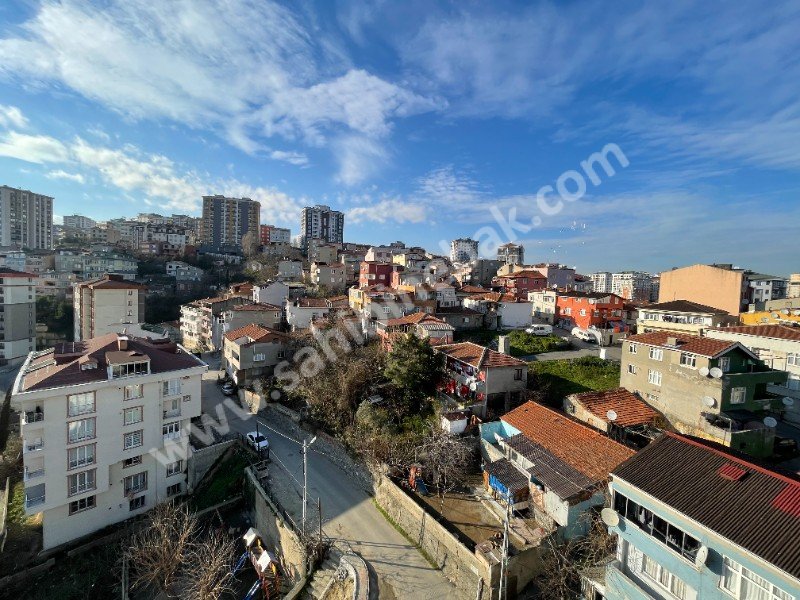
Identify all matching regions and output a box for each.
[245,467,308,582]
[659,265,743,316]
[187,439,236,491]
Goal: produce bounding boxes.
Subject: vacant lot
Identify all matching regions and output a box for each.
[529,356,621,406]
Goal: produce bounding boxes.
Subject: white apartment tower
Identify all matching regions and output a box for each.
[590,272,612,293]
[450,238,479,263]
[0,185,54,250]
[12,333,206,550]
[300,205,344,249]
[73,275,147,341]
[0,267,37,362]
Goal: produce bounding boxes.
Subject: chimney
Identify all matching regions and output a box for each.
[118,335,129,351]
[666,336,679,347]
[498,335,510,355]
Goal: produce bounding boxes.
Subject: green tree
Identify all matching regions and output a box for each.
[36,295,73,339]
[384,333,441,417]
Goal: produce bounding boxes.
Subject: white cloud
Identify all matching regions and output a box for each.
[269,150,309,167]
[416,166,485,206]
[0,131,69,163]
[0,104,27,129]
[46,169,85,183]
[333,135,390,186]
[347,198,427,224]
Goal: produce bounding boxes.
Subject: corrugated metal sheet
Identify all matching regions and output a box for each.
[613,433,800,579]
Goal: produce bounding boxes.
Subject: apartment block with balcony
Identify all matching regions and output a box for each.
[11,333,206,550]
[601,433,800,600]
[0,267,36,363]
[73,274,147,341]
[636,300,734,336]
[179,295,250,351]
[621,331,788,458]
[223,324,291,386]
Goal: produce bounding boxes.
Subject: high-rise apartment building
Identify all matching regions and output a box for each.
[590,272,612,294]
[260,225,291,245]
[300,205,344,249]
[12,332,206,549]
[0,186,54,250]
[450,238,479,263]
[612,271,657,301]
[63,215,96,230]
[200,195,260,250]
[497,242,524,266]
[73,275,147,341]
[0,267,36,362]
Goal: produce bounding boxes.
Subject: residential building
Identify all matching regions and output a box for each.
[572,274,593,293]
[309,262,346,290]
[364,242,409,263]
[480,401,634,537]
[452,258,503,287]
[789,274,800,299]
[590,271,612,294]
[223,303,283,334]
[54,251,138,280]
[748,274,788,304]
[621,331,788,457]
[200,195,260,249]
[555,291,627,332]
[435,341,528,417]
[636,300,734,336]
[286,298,330,331]
[307,239,339,264]
[0,267,36,363]
[376,312,455,350]
[493,269,547,300]
[0,185,53,250]
[497,242,524,266]
[603,433,800,600]
[252,281,290,307]
[73,275,147,342]
[259,225,290,245]
[223,324,291,386]
[564,388,660,447]
[435,306,484,330]
[179,295,250,351]
[533,263,576,289]
[277,259,303,280]
[11,333,206,550]
[706,325,800,424]
[529,289,558,324]
[300,204,344,248]
[63,215,96,230]
[450,238,479,263]
[165,261,203,282]
[359,261,396,288]
[612,271,657,301]
[659,264,748,316]
[464,292,533,329]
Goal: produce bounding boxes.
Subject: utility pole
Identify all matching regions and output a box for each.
[318,497,323,545]
[302,436,317,536]
[499,494,510,600]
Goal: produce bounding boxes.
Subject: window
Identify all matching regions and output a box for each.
[123,455,142,468]
[649,347,663,361]
[580,309,587,316]
[648,370,662,386]
[162,379,181,397]
[166,460,183,477]
[679,353,697,368]
[514,368,523,380]
[167,483,182,497]
[69,495,96,515]
[68,418,96,443]
[129,496,146,511]
[124,471,147,494]
[67,444,95,470]
[124,406,143,426]
[639,551,688,599]
[111,361,149,378]
[68,469,96,496]
[629,343,638,354]
[253,353,265,362]
[720,556,793,600]
[628,364,637,374]
[124,430,143,450]
[730,387,746,404]
[163,421,181,439]
[787,353,799,367]
[277,350,285,359]
[67,392,95,417]
[719,357,731,372]
[124,384,143,400]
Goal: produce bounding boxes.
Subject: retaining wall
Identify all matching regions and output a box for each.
[187,439,236,490]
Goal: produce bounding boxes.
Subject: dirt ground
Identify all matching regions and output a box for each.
[419,490,504,547]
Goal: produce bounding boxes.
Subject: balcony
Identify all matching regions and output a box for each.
[23,439,44,453]
[163,431,183,442]
[21,410,44,425]
[24,466,45,481]
[25,484,46,510]
[163,407,182,419]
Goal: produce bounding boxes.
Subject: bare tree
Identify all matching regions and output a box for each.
[241,230,260,258]
[416,428,475,512]
[178,531,238,600]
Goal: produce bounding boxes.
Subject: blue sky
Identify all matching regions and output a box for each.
[0,0,799,274]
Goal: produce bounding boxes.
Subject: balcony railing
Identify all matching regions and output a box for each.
[24,467,45,481]
[163,407,182,419]
[163,431,182,441]
[25,493,46,509]
[21,411,44,425]
[23,440,44,453]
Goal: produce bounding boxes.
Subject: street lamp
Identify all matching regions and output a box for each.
[302,436,317,535]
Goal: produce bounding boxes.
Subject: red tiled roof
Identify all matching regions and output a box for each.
[458,285,491,294]
[469,292,521,302]
[500,270,546,279]
[435,341,526,368]
[224,323,289,344]
[384,312,450,327]
[627,330,740,358]
[0,267,36,278]
[502,401,634,483]
[709,324,800,343]
[569,388,659,427]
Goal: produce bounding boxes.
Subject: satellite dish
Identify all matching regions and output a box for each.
[600,507,619,527]
[702,397,716,408]
[764,416,778,428]
[782,397,795,407]
[699,367,710,377]
[709,367,723,379]
[695,545,709,568]
[606,410,618,422]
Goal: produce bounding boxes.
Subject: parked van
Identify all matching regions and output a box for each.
[525,324,554,336]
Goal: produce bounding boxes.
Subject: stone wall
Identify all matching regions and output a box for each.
[245,467,309,583]
[187,439,236,491]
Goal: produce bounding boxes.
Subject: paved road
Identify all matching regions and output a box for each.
[520,327,623,362]
[199,357,456,600]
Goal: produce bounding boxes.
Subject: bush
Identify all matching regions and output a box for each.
[506,331,571,356]
[529,357,621,407]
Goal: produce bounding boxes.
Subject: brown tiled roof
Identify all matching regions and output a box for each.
[458,285,491,294]
[613,433,800,579]
[643,299,728,314]
[224,324,289,344]
[0,267,36,278]
[469,292,521,302]
[501,270,545,279]
[19,333,204,392]
[436,341,526,368]
[627,331,740,358]
[569,388,659,427]
[709,324,800,343]
[77,275,146,290]
[295,298,329,308]
[501,401,634,483]
[233,302,281,311]
[435,306,482,315]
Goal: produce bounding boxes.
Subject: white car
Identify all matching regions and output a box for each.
[525,324,554,336]
[246,431,269,453]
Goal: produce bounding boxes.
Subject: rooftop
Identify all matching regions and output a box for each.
[501,401,634,486]
[75,274,146,290]
[709,324,800,343]
[232,302,282,312]
[436,341,526,368]
[383,312,453,328]
[627,330,746,358]
[613,433,800,579]
[568,388,660,427]
[500,270,546,279]
[641,299,728,314]
[0,267,36,278]
[224,323,289,345]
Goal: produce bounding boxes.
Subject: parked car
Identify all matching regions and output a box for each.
[525,324,554,336]
[572,328,597,343]
[221,381,237,396]
[246,431,270,454]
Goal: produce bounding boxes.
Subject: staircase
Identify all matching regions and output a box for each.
[301,546,343,599]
